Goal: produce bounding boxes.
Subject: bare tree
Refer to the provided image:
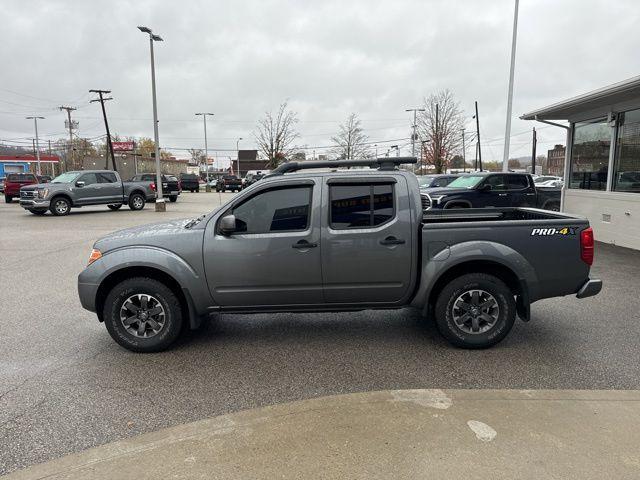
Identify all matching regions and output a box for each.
[331,113,371,160]
[254,101,299,168]
[417,90,465,173]
[188,148,205,165]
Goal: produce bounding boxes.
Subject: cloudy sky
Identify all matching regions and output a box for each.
[2,0,640,165]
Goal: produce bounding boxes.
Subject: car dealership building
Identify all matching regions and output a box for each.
[522,75,640,250]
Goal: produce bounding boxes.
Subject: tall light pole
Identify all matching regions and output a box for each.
[138,26,165,211]
[405,108,425,159]
[195,113,214,189]
[26,116,44,175]
[236,137,243,177]
[502,0,520,171]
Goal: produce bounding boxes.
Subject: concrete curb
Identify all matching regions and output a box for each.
[4,389,640,479]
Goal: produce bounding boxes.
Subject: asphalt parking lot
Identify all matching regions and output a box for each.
[1,192,639,475]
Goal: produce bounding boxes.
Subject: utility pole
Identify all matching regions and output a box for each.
[502,0,520,172]
[531,127,537,175]
[138,25,165,211]
[59,106,76,171]
[26,116,44,175]
[461,128,466,172]
[405,107,425,160]
[474,101,482,171]
[89,90,117,171]
[236,137,243,178]
[195,113,214,190]
[435,103,439,172]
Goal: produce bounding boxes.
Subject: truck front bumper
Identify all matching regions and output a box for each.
[78,280,99,313]
[576,278,602,299]
[19,198,50,209]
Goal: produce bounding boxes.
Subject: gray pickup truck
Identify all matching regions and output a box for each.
[77,158,602,352]
[19,170,155,216]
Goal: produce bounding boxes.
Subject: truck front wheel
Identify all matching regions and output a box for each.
[434,273,515,349]
[108,204,122,210]
[50,196,71,216]
[103,277,183,353]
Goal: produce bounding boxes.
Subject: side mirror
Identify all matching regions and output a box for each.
[479,183,491,192]
[75,181,85,188]
[219,214,236,235]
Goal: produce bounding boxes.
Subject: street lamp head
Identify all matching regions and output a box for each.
[151,34,163,42]
[137,26,152,33]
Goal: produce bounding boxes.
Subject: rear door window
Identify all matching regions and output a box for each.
[330,183,395,229]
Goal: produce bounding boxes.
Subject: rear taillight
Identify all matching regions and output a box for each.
[150,182,156,191]
[580,227,594,265]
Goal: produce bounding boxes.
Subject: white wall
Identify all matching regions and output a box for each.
[564,189,640,249]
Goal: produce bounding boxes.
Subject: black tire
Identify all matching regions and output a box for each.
[28,209,47,215]
[5,195,13,203]
[128,192,146,211]
[108,204,123,211]
[50,196,71,216]
[103,277,183,353]
[169,195,178,202]
[546,202,560,212]
[434,273,516,349]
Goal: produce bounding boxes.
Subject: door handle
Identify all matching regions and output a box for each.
[380,236,406,246]
[292,240,318,249]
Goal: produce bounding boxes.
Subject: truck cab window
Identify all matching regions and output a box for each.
[232,186,312,234]
[507,175,529,190]
[330,183,395,229]
[78,173,98,185]
[98,172,117,183]
[482,175,506,191]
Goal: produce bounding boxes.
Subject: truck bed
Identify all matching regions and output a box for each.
[420,207,591,303]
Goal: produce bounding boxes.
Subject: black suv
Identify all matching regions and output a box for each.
[422,172,561,211]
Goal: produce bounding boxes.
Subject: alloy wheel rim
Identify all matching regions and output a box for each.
[133,197,143,208]
[451,289,500,334]
[55,200,68,214]
[119,294,166,338]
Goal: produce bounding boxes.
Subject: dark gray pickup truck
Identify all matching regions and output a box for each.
[78,158,602,352]
[20,170,154,216]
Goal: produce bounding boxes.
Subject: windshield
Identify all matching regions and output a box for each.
[446,175,485,188]
[51,172,80,183]
[416,175,435,187]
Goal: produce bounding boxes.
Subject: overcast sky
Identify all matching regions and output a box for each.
[2,0,640,164]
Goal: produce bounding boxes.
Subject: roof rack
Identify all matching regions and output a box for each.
[268,157,417,176]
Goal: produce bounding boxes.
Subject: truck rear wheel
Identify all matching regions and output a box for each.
[169,195,178,202]
[103,277,183,353]
[128,193,145,211]
[5,195,13,203]
[434,273,515,349]
[108,204,122,210]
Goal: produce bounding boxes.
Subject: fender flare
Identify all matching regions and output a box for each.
[412,240,539,315]
[83,246,213,328]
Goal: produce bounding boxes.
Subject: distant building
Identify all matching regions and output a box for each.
[522,75,640,250]
[547,145,566,176]
[0,155,60,177]
[291,152,306,162]
[235,150,269,177]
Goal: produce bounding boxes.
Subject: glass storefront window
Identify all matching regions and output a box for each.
[613,109,640,193]
[569,118,610,190]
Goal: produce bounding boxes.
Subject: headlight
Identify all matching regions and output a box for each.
[88,249,102,265]
[37,188,49,199]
